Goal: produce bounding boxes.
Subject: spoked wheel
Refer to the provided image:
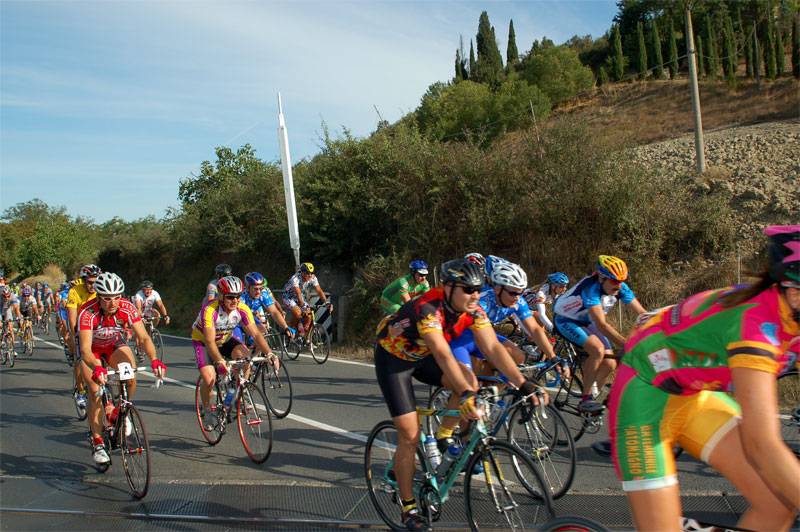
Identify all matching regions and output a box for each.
[286,334,302,360]
[119,404,151,499]
[538,516,611,532]
[266,332,289,360]
[425,386,470,440]
[364,420,429,531]
[310,326,330,364]
[261,361,293,418]
[777,369,799,457]
[507,404,576,499]
[151,329,164,362]
[195,376,225,444]
[23,328,34,356]
[237,382,273,463]
[73,371,88,420]
[1,336,9,366]
[464,440,554,531]
[552,374,588,442]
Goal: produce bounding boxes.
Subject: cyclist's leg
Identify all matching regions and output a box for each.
[283,298,301,329]
[78,352,108,441]
[556,318,606,398]
[229,339,250,379]
[194,341,217,408]
[108,338,137,395]
[437,331,479,438]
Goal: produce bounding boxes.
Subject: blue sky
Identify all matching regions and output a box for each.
[1,0,618,223]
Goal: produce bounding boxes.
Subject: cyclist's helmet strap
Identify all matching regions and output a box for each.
[764,225,800,284]
[597,255,628,281]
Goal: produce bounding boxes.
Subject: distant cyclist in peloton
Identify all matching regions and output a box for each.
[523,272,570,333]
[56,282,70,344]
[241,271,294,345]
[205,263,233,302]
[553,256,646,413]
[67,264,101,409]
[610,225,799,532]
[282,262,333,335]
[380,260,431,315]
[1,286,22,358]
[18,286,40,325]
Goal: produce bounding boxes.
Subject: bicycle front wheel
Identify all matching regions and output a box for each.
[464,440,554,531]
[507,404,576,499]
[23,328,34,355]
[364,420,429,531]
[538,516,611,532]
[261,361,293,418]
[237,382,273,463]
[195,376,225,444]
[120,404,151,499]
[151,329,164,362]
[267,332,289,360]
[72,370,87,420]
[310,326,330,364]
[44,315,51,335]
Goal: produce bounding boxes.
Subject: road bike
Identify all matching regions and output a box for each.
[194,356,274,463]
[38,307,51,335]
[365,388,554,531]
[777,367,799,457]
[72,364,88,420]
[133,316,165,363]
[264,313,290,360]
[538,517,610,531]
[92,362,161,499]
[20,317,35,356]
[248,341,294,418]
[0,320,18,367]
[287,303,331,364]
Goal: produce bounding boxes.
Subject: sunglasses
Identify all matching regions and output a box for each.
[456,284,481,295]
[503,288,523,297]
[250,286,265,291]
[224,294,242,301]
[84,280,96,286]
[100,296,121,302]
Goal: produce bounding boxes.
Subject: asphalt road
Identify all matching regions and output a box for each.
[0,323,755,531]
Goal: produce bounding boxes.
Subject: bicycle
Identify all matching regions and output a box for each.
[0,320,18,368]
[428,379,576,500]
[72,364,88,420]
[777,368,799,457]
[194,356,274,463]
[92,362,162,499]
[38,307,51,335]
[538,516,611,531]
[287,303,331,364]
[133,316,165,363]
[365,388,554,531]
[264,313,290,360]
[20,316,35,356]
[248,338,294,418]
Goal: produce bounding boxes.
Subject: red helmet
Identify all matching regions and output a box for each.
[217,276,243,295]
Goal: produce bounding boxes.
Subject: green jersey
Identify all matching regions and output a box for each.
[381,274,431,315]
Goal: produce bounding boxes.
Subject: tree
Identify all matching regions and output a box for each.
[763,14,776,79]
[650,19,664,79]
[520,45,596,102]
[598,65,610,85]
[469,40,477,79]
[704,13,718,78]
[721,12,737,80]
[507,19,519,69]
[793,15,799,78]
[696,35,705,77]
[636,21,648,79]
[455,49,463,81]
[611,26,625,80]
[668,17,679,79]
[475,11,505,87]
[775,22,785,76]
[746,28,754,77]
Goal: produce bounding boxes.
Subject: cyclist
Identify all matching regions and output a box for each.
[241,271,294,346]
[1,286,22,357]
[523,272,569,333]
[380,260,431,315]
[78,272,167,467]
[610,225,800,532]
[67,264,101,409]
[193,276,278,428]
[282,262,333,334]
[206,263,233,302]
[18,286,40,328]
[56,282,70,344]
[553,255,646,413]
[133,281,170,327]
[374,258,543,532]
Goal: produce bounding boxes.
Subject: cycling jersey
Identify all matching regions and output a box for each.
[78,298,141,351]
[1,295,19,321]
[57,289,69,320]
[241,289,276,323]
[554,274,635,325]
[191,299,256,346]
[524,283,556,330]
[380,274,430,315]
[134,289,162,314]
[67,280,96,311]
[205,279,219,300]
[376,286,491,362]
[282,272,319,307]
[478,285,533,323]
[18,294,36,312]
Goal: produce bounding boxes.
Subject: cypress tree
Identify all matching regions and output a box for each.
[469,40,477,78]
[722,12,736,79]
[696,34,705,77]
[475,11,504,86]
[764,16,776,79]
[793,15,800,78]
[507,19,519,69]
[668,17,679,79]
[746,29,753,77]
[775,24,785,76]
[598,65,610,85]
[455,49,462,81]
[650,20,664,79]
[612,25,624,80]
[636,21,648,79]
[704,13,718,78]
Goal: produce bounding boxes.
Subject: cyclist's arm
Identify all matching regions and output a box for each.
[203,326,225,365]
[422,330,474,398]
[265,303,290,330]
[518,315,556,359]
[314,285,332,310]
[13,302,22,320]
[130,320,160,367]
[732,366,800,507]
[78,329,103,378]
[588,305,626,347]
[156,300,169,323]
[535,300,554,331]
[243,320,275,360]
[292,285,305,305]
[626,298,647,317]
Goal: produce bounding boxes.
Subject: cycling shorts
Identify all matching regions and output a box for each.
[282,296,304,311]
[20,306,36,319]
[58,308,68,321]
[76,334,128,364]
[609,363,741,492]
[554,315,612,351]
[374,344,444,418]
[193,337,245,369]
[449,329,509,364]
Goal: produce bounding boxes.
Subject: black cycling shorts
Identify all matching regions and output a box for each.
[374,344,444,417]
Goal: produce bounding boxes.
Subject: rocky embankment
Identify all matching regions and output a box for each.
[635,119,799,244]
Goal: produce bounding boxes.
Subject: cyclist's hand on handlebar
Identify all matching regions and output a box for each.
[284,326,295,339]
[458,390,482,421]
[268,352,280,370]
[151,359,166,378]
[92,365,108,385]
[519,379,548,407]
[164,316,170,325]
[216,360,229,375]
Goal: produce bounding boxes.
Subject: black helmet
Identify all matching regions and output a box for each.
[764,225,799,285]
[441,259,484,290]
[215,263,233,277]
[80,264,101,278]
[140,280,154,289]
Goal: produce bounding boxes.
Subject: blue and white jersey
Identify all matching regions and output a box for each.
[553,274,634,325]
[242,289,276,315]
[57,289,69,307]
[478,286,534,324]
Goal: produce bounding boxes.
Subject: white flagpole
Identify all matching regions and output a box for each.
[277,92,301,270]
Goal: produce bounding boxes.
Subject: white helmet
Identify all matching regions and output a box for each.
[490,262,528,291]
[94,272,125,296]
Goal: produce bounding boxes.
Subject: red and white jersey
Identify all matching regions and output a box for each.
[78,298,141,349]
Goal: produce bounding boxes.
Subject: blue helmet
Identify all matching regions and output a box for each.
[60,282,69,291]
[484,255,509,279]
[547,272,569,286]
[409,260,428,275]
[245,272,266,287]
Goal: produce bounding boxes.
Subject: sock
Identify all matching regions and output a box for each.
[92,437,103,446]
[583,394,593,402]
[435,426,454,440]
[401,498,417,513]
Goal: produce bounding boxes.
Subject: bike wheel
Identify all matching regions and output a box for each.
[0,336,9,365]
[44,315,51,335]
[24,328,34,356]
[507,404,576,499]
[119,404,151,499]
[777,369,799,457]
[195,376,224,444]
[237,382,273,463]
[286,335,302,360]
[151,329,164,362]
[261,361,293,418]
[267,332,289,360]
[72,370,88,420]
[464,440,554,531]
[310,326,330,364]
[552,371,587,442]
[425,386,470,440]
[538,516,611,532]
[364,420,429,531]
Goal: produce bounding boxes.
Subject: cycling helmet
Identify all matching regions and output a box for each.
[215,263,233,277]
[764,225,800,284]
[217,276,243,296]
[94,272,125,296]
[464,253,485,269]
[140,280,154,289]
[245,272,266,286]
[441,259,484,290]
[490,262,528,291]
[547,272,569,286]
[409,260,429,275]
[484,255,509,279]
[60,282,69,291]
[597,255,628,281]
[1,286,10,296]
[300,262,314,274]
[80,264,101,278]
[22,287,32,297]
[43,283,48,288]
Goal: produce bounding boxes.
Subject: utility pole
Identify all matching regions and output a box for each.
[685,9,706,173]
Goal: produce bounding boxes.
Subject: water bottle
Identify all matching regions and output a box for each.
[224,384,234,408]
[488,399,506,427]
[423,436,441,469]
[591,382,599,397]
[104,401,114,422]
[436,444,461,481]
